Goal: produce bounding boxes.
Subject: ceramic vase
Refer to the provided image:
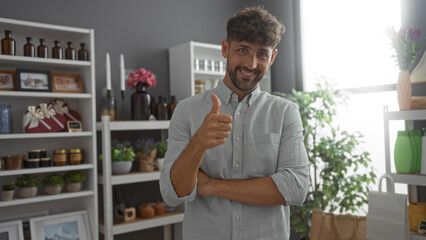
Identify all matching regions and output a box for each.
[19,186,37,198]
[44,185,62,195]
[112,161,133,175]
[66,182,82,192]
[397,70,412,111]
[131,82,151,120]
[1,190,14,201]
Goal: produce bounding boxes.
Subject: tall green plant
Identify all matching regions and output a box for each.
[273,79,376,238]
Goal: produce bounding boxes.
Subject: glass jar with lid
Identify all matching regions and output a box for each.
[194,80,205,95]
[53,149,67,166]
[69,148,83,165]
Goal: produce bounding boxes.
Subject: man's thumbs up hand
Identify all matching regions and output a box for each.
[194,94,233,151]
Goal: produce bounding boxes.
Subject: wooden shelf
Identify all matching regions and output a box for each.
[98,171,161,185]
[0,190,94,207]
[0,164,93,177]
[96,120,170,131]
[99,210,184,235]
[0,131,92,140]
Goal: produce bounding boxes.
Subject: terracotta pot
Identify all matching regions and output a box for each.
[2,155,24,170]
[66,182,82,192]
[19,186,37,198]
[154,201,166,215]
[44,185,62,195]
[138,203,155,219]
[397,70,412,111]
[1,190,14,201]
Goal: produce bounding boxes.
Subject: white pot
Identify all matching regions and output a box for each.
[112,161,133,175]
[66,182,82,192]
[19,187,37,198]
[44,185,62,195]
[1,190,14,201]
[156,158,165,171]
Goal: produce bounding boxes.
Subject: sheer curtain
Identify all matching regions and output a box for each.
[300,0,405,193]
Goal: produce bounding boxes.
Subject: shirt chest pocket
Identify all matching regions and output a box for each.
[243,133,281,177]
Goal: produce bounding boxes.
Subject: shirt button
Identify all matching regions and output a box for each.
[235,216,240,221]
[235,163,240,167]
[237,112,240,116]
[236,137,240,141]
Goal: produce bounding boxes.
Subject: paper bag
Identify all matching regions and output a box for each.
[367,173,409,240]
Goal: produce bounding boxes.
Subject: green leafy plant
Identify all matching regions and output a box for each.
[99,139,136,162]
[273,79,376,239]
[2,181,15,191]
[133,137,157,156]
[156,140,168,158]
[42,174,64,187]
[15,175,39,188]
[64,171,86,184]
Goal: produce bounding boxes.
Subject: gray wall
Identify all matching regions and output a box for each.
[0,0,299,121]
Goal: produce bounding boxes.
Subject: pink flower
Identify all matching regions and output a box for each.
[126,68,157,89]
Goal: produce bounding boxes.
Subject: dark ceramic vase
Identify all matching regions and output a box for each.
[131,83,151,120]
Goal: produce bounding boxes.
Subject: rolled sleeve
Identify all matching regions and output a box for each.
[159,102,198,206]
[271,102,310,206]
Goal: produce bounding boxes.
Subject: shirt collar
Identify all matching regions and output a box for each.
[215,79,261,106]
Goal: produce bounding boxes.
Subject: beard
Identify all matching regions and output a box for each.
[227,64,263,91]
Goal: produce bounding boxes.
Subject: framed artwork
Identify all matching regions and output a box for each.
[0,220,24,240]
[51,73,84,93]
[30,211,90,240]
[0,70,16,91]
[16,69,52,92]
[0,211,49,240]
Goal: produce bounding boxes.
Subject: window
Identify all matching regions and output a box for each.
[301,0,405,193]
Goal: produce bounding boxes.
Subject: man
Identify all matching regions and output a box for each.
[160,7,309,240]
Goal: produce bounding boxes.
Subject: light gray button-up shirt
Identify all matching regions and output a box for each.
[160,80,309,240]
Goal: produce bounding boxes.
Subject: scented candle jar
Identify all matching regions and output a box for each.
[69,148,83,165]
[40,157,52,167]
[53,149,67,166]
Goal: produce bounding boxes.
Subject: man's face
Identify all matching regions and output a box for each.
[222,40,277,92]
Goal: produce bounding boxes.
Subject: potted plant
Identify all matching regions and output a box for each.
[156,140,167,171]
[273,80,376,239]
[15,175,39,198]
[42,174,64,195]
[100,140,136,175]
[63,170,85,192]
[1,181,15,201]
[133,137,157,172]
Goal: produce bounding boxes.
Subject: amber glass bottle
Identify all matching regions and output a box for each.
[78,43,89,61]
[168,96,177,119]
[1,30,16,55]
[156,96,169,120]
[65,41,76,60]
[37,39,48,58]
[52,40,63,59]
[23,37,35,57]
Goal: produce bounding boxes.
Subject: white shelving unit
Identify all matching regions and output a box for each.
[383,107,426,240]
[169,41,271,101]
[0,17,98,239]
[97,116,183,240]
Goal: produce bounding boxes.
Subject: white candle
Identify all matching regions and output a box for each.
[120,54,125,91]
[106,53,111,90]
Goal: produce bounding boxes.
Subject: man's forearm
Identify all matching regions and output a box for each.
[198,171,286,206]
[170,139,206,197]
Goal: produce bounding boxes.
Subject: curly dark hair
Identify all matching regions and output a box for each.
[227,7,285,48]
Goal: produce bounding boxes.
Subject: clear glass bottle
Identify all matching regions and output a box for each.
[23,37,35,57]
[52,40,63,59]
[0,104,13,134]
[194,80,205,94]
[37,38,48,58]
[100,88,117,121]
[156,96,168,120]
[78,43,89,61]
[65,41,76,60]
[1,30,16,55]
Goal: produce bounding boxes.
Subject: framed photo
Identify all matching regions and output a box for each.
[0,70,16,91]
[30,211,91,240]
[16,69,52,92]
[0,220,24,240]
[51,73,84,93]
[0,211,49,240]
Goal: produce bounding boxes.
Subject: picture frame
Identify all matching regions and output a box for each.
[51,73,84,93]
[0,220,24,240]
[0,210,49,240]
[16,69,52,92]
[30,210,91,240]
[0,70,16,91]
